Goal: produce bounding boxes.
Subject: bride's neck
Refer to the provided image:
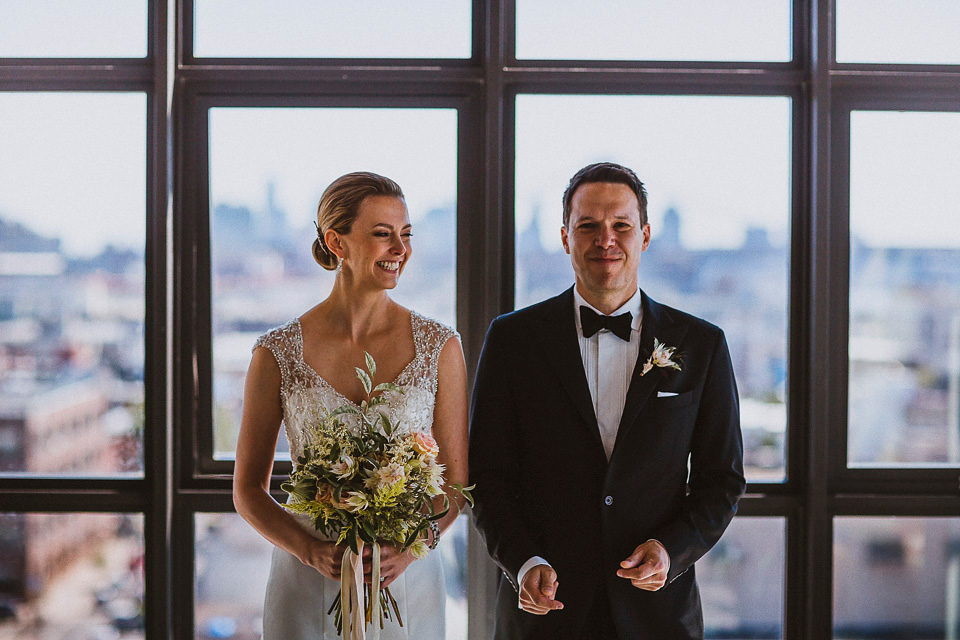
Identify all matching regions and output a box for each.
[322,279,394,338]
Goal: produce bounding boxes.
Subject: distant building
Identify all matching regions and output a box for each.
[0,377,130,474]
[0,217,65,279]
[0,379,125,601]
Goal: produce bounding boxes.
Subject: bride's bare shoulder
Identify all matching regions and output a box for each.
[295,300,327,326]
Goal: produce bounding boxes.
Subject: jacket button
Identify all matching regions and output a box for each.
[604,495,613,506]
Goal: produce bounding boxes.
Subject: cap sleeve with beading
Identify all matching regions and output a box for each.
[251,320,300,394]
[411,311,460,395]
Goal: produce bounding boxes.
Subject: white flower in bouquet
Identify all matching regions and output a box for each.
[408,538,430,559]
[344,492,370,513]
[424,459,446,497]
[330,452,356,478]
[379,461,406,488]
[362,460,406,490]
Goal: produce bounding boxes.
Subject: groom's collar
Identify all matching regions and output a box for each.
[541,285,669,330]
[572,286,643,334]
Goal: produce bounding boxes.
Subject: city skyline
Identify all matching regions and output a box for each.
[3,105,958,258]
[8,171,959,263]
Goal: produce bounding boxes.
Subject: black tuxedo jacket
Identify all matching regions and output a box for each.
[469,287,745,640]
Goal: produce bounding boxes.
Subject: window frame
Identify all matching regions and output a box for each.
[176,87,485,484]
[827,89,960,495]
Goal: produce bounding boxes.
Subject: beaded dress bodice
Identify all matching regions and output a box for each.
[253,311,458,463]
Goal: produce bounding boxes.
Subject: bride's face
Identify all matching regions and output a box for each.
[338,195,412,290]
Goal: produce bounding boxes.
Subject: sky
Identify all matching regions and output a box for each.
[209,108,458,229]
[850,111,960,248]
[0,93,146,256]
[515,95,792,250]
[193,0,471,59]
[1,1,959,255]
[516,0,790,62]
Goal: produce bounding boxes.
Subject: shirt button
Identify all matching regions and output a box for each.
[604,495,613,506]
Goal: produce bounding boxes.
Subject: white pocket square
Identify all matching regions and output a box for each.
[657,391,679,397]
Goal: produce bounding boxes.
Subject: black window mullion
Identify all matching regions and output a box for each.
[461,4,511,640]
[0,483,149,511]
[145,0,174,637]
[800,0,836,637]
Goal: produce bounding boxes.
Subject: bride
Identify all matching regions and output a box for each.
[233,172,469,639]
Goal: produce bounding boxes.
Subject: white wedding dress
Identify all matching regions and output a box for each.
[253,311,457,640]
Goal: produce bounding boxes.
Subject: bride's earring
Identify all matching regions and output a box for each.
[335,258,343,274]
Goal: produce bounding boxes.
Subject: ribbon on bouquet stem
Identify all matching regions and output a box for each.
[340,540,382,640]
[372,541,381,637]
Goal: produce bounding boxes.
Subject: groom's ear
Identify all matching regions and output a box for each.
[560,225,570,254]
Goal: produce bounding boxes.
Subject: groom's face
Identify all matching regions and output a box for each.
[561,181,651,301]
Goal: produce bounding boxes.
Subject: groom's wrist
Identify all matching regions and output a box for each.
[518,556,551,585]
[516,556,551,607]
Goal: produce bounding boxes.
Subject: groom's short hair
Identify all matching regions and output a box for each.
[562,162,648,228]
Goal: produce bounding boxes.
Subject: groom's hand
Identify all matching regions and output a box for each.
[617,540,670,591]
[519,565,564,615]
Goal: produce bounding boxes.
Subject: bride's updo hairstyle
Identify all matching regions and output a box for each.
[312,171,405,270]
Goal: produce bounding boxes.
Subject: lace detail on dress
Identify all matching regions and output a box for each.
[251,311,459,462]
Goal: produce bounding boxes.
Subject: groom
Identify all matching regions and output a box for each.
[469,162,745,639]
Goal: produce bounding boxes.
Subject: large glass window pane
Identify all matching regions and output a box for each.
[209,107,457,459]
[837,1,960,65]
[0,512,144,637]
[195,513,271,639]
[699,517,785,638]
[848,111,960,468]
[516,0,791,62]
[515,95,791,483]
[834,517,960,638]
[0,93,146,476]
[0,1,147,58]
[194,0,471,59]
[196,512,468,639]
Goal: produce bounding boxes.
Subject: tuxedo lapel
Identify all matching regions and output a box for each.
[615,291,689,444]
[530,287,603,450]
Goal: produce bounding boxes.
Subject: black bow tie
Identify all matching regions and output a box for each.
[579,306,633,341]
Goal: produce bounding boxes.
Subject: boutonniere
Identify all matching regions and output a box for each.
[640,338,682,376]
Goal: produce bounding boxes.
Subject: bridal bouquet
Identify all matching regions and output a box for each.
[281,352,472,639]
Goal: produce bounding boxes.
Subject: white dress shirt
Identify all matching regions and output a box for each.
[517,287,644,602]
[573,286,643,461]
